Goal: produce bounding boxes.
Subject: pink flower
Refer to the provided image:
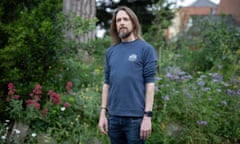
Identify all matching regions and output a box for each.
[8,83,14,90]
[8,91,15,95]
[29,93,34,97]
[25,99,41,110]
[7,83,16,96]
[48,90,61,105]
[64,102,70,108]
[26,99,35,105]
[12,95,20,99]
[34,95,40,101]
[6,83,19,102]
[65,81,72,93]
[33,84,42,95]
[6,97,10,102]
[34,102,40,109]
[42,108,48,116]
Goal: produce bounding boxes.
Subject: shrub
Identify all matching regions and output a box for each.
[148,67,240,143]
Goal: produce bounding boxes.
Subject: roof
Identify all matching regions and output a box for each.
[190,0,217,8]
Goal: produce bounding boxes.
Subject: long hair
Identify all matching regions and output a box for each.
[109,6,143,45]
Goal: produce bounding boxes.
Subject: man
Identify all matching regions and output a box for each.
[98,6,157,144]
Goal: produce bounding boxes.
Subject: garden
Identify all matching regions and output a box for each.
[0,0,240,144]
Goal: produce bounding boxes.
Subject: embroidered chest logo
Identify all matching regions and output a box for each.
[128,54,137,61]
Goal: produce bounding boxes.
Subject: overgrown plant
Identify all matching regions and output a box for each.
[148,67,240,143]
[1,81,85,143]
[177,15,240,74]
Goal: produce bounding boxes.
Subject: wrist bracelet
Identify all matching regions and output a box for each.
[144,111,153,117]
[101,107,107,111]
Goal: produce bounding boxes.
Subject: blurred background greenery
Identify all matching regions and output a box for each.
[0,0,239,143]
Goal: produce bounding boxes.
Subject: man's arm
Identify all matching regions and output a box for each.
[144,82,155,112]
[140,82,155,140]
[98,83,109,135]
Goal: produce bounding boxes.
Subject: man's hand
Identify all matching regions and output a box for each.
[140,116,152,140]
[98,111,108,135]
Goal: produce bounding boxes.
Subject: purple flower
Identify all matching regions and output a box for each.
[162,96,170,101]
[155,85,159,92]
[166,73,179,80]
[221,100,227,106]
[186,93,192,99]
[155,77,162,81]
[202,87,211,91]
[237,89,240,95]
[227,89,235,95]
[197,120,208,125]
[178,71,186,76]
[212,73,223,81]
[181,75,192,81]
[198,81,205,86]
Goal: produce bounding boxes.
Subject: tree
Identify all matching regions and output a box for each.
[96,0,159,35]
[144,0,176,73]
[62,0,96,62]
[177,15,240,74]
[0,0,65,120]
[63,0,96,42]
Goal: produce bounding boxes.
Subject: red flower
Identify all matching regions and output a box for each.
[42,108,48,116]
[8,91,15,95]
[12,95,20,99]
[7,83,16,96]
[34,102,40,109]
[8,83,14,90]
[6,83,19,102]
[65,81,73,93]
[33,84,42,95]
[6,97,10,102]
[34,95,40,101]
[48,90,61,105]
[26,99,35,105]
[25,99,40,110]
[64,102,70,108]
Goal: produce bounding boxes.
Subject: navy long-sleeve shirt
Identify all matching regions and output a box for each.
[104,39,157,117]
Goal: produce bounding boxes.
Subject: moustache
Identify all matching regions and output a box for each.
[119,27,127,30]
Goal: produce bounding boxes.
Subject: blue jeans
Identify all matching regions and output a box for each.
[108,115,144,144]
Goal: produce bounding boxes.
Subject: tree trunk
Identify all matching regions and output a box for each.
[63,0,96,42]
[63,0,96,62]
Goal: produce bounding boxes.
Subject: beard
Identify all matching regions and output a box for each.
[118,28,132,39]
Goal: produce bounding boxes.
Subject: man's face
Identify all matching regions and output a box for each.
[116,10,134,39]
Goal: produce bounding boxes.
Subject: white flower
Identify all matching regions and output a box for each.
[14,129,21,134]
[31,133,37,137]
[61,107,66,111]
[5,120,10,123]
[1,135,6,140]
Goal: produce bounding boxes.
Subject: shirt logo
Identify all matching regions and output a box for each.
[128,54,137,61]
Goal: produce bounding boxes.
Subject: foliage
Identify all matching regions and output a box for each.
[0,81,86,143]
[144,0,176,74]
[176,15,240,74]
[148,67,240,144]
[0,0,97,119]
[97,0,159,34]
[1,0,240,143]
[0,0,63,100]
[4,82,71,124]
[80,37,111,65]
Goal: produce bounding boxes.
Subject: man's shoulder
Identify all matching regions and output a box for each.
[136,39,153,48]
